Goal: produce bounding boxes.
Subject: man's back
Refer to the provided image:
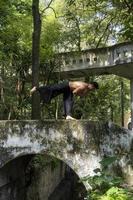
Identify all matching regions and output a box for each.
[69,81,89,90]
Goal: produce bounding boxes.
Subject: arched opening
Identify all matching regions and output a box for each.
[0,154,87,200]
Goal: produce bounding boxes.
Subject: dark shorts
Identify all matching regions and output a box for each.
[37,81,70,103]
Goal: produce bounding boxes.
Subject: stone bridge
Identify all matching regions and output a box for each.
[0,120,132,188]
[56,42,133,79]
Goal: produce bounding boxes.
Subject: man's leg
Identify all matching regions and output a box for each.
[30,82,70,104]
[30,82,76,119]
[30,86,52,103]
[50,82,70,99]
[63,89,76,119]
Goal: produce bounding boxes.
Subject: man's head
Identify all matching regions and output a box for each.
[88,82,99,90]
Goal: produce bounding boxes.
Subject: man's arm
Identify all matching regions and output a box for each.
[73,87,84,94]
[73,86,89,96]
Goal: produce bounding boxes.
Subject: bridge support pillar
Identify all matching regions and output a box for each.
[130,79,133,129]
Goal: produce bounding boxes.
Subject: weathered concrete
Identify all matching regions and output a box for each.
[55,42,133,79]
[0,120,132,189]
[0,155,32,200]
[26,156,66,200]
[0,154,67,200]
[130,79,133,129]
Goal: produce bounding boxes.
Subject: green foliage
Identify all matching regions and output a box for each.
[86,186,132,200]
[0,0,32,119]
[0,0,132,120]
[101,187,132,200]
[62,0,133,48]
[73,75,130,125]
[29,154,60,171]
[82,156,133,200]
[99,156,118,168]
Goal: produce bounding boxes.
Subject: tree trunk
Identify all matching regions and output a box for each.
[32,0,41,119]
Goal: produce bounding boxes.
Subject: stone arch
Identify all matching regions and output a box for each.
[0,153,87,200]
[0,120,103,188]
[0,150,88,188]
[0,143,95,190]
[0,120,132,189]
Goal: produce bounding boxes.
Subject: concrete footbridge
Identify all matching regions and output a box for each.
[0,120,132,188]
[56,41,133,79]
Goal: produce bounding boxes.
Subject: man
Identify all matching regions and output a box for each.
[30,81,99,119]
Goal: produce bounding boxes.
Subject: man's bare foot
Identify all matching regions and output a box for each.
[66,115,77,120]
[30,86,37,96]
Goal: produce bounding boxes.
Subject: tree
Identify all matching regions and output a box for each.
[0,0,32,119]
[32,0,41,119]
[57,0,133,49]
[0,0,131,123]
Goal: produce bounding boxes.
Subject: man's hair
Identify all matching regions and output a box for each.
[90,81,99,89]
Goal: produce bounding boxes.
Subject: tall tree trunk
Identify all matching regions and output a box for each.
[32,0,41,119]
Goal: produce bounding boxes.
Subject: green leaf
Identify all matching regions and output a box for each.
[100,156,117,168]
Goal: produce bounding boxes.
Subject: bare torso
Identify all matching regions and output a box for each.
[69,81,89,96]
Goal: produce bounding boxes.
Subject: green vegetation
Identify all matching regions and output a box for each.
[0,0,132,123]
[0,0,133,200]
[0,1,132,198]
[82,156,133,200]
[28,154,60,171]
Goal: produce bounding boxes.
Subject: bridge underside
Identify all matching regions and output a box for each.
[58,62,133,79]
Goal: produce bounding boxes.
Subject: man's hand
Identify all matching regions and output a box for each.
[73,86,84,94]
[73,87,88,96]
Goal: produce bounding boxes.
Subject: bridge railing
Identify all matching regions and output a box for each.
[56,42,133,72]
